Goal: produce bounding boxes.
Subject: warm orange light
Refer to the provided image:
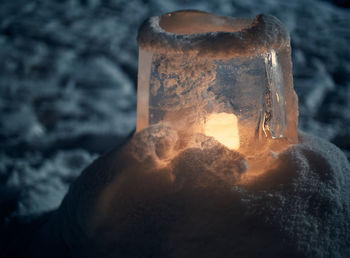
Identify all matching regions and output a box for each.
[205,112,240,150]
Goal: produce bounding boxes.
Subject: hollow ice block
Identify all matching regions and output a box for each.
[136,10,298,153]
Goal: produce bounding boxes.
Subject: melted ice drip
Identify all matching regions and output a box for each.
[264,50,286,139]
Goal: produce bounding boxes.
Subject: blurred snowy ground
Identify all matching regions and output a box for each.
[0,0,349,224]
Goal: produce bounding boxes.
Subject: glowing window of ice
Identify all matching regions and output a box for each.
[136,10,298,155]
[205,113,239,150]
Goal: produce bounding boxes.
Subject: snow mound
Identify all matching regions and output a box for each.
[27,125,350,258]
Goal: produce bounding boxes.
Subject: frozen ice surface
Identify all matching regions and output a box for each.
[26,125,350,258]
[137,11,298,156]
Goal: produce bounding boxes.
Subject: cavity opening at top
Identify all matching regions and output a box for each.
[137,10,290,58]
[159,10,253,34]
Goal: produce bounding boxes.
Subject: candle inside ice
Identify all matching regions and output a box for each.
[136,10,298,158]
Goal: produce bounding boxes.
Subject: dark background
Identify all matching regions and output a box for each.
[0,0,349,252]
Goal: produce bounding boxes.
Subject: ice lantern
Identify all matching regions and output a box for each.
[136,10,298,157]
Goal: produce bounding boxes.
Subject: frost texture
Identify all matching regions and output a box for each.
[27,126,350,258]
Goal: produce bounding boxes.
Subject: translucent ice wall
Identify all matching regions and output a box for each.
[137,10,298,156]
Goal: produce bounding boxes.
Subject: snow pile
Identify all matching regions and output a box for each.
[27,125,350,258]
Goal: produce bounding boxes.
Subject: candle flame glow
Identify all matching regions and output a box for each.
[205,112,240,150]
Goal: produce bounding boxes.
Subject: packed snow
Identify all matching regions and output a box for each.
[26,125,350,258]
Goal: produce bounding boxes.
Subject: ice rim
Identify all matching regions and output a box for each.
[137,10,290,59]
